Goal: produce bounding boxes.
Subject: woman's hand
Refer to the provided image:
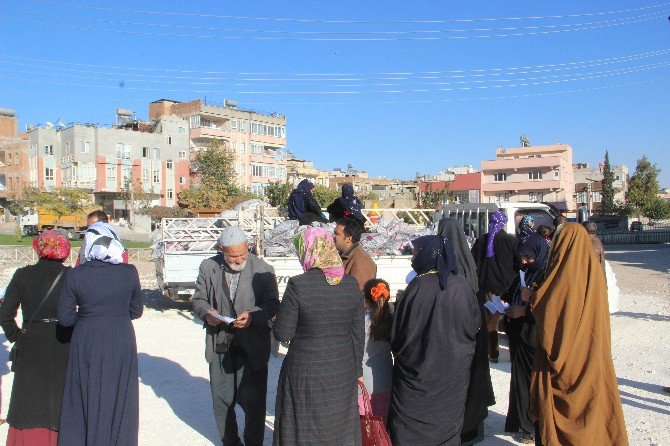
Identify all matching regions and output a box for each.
[505,305,526,319]
[520,287,533,303]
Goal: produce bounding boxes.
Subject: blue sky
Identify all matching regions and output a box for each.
[1,1,669,186]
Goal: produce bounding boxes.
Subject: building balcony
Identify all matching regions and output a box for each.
[482,179,563,192]
[482,156,564,171]
[189,126,235,142]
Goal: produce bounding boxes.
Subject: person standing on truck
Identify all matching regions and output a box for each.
[333,217,377,291]
[471,210,521,363]
[191,227,279,446]
[326,183,366,230]
[76,210,128,266]
[287,179,328,225]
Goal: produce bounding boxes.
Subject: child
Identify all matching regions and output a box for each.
[359,278,394,422]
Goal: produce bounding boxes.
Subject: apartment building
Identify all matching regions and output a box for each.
[286,157,330,188]
[12,110,190,217]
[573,162,629,211]
[150,99,287,196]
[0,109,31,198]
[417,172,483,206]
[481,143,575,211]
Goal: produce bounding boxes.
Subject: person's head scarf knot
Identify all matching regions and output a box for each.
[33,230,71,261]
[486,210,508,258]
[292,227,344,285]
[84,222,125,264]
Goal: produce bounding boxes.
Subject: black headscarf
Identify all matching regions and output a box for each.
[339,184,366,221]
[287,179,314,219]
[518,232,550,285]
[411,235,458,290]
[437,218,479,293]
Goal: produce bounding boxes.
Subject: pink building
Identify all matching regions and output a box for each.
[481,143,575,211]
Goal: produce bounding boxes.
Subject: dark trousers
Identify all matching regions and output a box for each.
[209,348,268,446]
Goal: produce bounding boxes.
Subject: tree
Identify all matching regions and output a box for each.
[13,186,93,227]
[312,185,339,208]
[419,182,450,209]
[145,205,192,220]
[601,150,616,214]
[120,176,152,228]
[644,198,670,221]
[178,142,239,210]
[626,156,661,218]
[264,180,292,207]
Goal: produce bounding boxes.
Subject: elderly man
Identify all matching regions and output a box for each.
[192,227,279,446]
[333,217,376,291]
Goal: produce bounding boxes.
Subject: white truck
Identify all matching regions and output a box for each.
[155,203,558,300]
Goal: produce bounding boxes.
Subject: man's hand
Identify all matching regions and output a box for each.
[520,287,533,303]
[234,311,252,329]
[205,309,224,327]
[505,305,526,319]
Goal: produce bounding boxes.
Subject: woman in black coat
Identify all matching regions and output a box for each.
[57,223,143,446]
[287,179,328,226]
[0,230,73,446]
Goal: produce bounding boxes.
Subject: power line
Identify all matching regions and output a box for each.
[24,0,670,25]
[2,12,665,41]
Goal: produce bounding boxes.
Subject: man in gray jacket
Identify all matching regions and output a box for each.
[192,227,279,446]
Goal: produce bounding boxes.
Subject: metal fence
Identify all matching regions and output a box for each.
[0,247,154,265]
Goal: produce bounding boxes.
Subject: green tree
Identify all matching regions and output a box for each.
[644,198,670,221]
[312,185,339,208]
[626,156,661,218]
[178,142,239,210]
[264,180,292,207]
[419,182,450,209]
[601,150,616,215]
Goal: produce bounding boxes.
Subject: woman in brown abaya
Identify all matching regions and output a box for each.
[530,223,628,446]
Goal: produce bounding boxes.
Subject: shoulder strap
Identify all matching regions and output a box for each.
[23,269,66,328]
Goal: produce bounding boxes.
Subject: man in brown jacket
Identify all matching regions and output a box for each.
[333,217,377,291]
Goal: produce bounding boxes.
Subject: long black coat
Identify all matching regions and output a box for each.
[273,270,364,446]
[0,259,72,430]
[389,273,480,445]
[57,260,143,446]
[471,231,521,296]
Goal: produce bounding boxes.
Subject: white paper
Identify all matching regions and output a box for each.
[484,295,509,314]
[519,271,527,288]
[211,313,236,324]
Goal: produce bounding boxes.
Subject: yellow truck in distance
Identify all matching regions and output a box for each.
[22,207,100,240]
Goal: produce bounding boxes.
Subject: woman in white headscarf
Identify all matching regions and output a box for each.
[57,222,143,446]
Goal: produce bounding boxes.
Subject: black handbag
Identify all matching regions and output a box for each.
[9,269,65,372]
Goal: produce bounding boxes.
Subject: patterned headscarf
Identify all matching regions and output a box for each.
[292,227,344,285]
[486,210,508,258]
[84,222,125,264]
[339,184,365,221]
[33,230,71,261]
[517,214,535,244]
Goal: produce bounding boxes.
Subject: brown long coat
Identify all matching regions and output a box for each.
[530,224,628,445]
[341,244,377,291]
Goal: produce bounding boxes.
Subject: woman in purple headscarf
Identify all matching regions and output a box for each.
[471,210,521,363]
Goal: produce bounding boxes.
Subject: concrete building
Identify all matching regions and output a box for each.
[573,162,629,211]
[286,157,330,188]
[10,109,190,218]
[417,172,483,206]
[0,109,30,197]
[419,165,477,182]
[481,143,575,211]
[149,99,287,196]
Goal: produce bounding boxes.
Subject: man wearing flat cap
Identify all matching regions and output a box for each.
[192,227,279,446]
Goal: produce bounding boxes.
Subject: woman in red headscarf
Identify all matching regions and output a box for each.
[0,230,73,446]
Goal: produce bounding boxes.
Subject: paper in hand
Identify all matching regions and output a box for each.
[211,313,236,325]
[484,295,509,315]
[519,271,527,288]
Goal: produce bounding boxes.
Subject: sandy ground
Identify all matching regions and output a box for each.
[0,244,669,445]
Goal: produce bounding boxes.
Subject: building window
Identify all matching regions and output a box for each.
[252,144,263,155]
[232,142,236,152]
[153,170,160,183]
[189,115,200,128]
[123,144,131,160]
[65,142,70,155]
[240,142,245,154]
[496,193,510,202]
[592,191,602,203]
[153,148,160,159]
[167,188,173,199]
[179,176,186,185]
[142,169,150,182]
[178,126,186,134]
[240,163,246,174]
[81,141,90,153]
[280,126,286,138]
[167,136,172,145]
[178,151,187,159]
[115,143,124,159]
[239,121,245,132]
[231,120,237,131]
[45,167,54,181]
[529,191,544,202]
[44,145,54,155]
[554,170,559,178]
[166,160,173,170]
[106,164,116,187]
[615,175,620,181]
[142,147,149,158]
[528,171,543,180]
[493,172,507,182]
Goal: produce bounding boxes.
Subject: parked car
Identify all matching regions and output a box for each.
[630,221,643,231]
